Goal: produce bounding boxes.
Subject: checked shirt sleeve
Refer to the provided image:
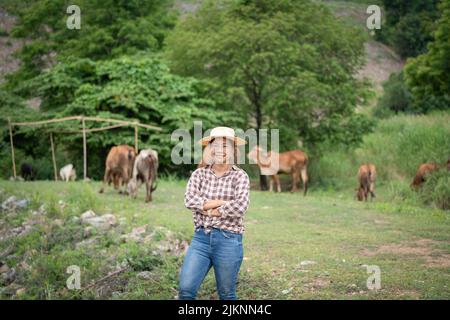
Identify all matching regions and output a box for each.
[184,169,207,212]
[218,171,250,218]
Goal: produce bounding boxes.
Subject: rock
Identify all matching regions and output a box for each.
[81,210,96,221]
[76,237,98,249]
[71,216,80,224]
[1,267,16,283]
[83,227,94,238]
[10,225,32,237]
[156,238,189,257]
[1,196,16,211]
[300,260,317,267]
[121,225,148,243]
[32,204,46,216]
[282,287,293,295]
[6,212,17,219]
[132,226,147,235]
[137,271,153,280]
[22,218,38,227]
[16,288,26,296]
[81,211,117,230]
[1,196,29,211]
[52,219,64,227]
[15,199,29,209]
[0,262,10,274]
[86,215,116,230]
[18,261,30,270]
[58,200,67,211]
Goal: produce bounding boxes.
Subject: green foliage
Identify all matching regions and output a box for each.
[420,168,450,210]
[121,243,163,272]
[0,90,31,126]
[7,0,177,85]
[310,112,450,190]
[404,0,450,114]
[376,0,440,58]
[166,0,368,151]
[374,72,412,118]
[2,55,239,179]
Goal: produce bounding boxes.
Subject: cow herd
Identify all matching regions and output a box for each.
[98,145,159,203]
[199,144,449,202]
[14,143,450,204]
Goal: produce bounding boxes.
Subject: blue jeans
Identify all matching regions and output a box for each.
[178,227,244,300]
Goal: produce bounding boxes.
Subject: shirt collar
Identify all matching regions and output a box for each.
[206,164,239,175]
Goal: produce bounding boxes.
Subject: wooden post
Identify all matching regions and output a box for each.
[50,133,58,181]
[8,118,16,179]
[82,117,87,180]
[134,125,138,153]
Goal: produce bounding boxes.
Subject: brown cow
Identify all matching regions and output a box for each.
[410,159,450,189]
[127,149,158,203]
[247,146,308,195]
[356,164,376,201]
[99,145,136,194]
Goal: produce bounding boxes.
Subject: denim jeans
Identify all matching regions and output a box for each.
[178,227,244,300]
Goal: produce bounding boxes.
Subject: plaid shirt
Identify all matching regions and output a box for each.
[184,164,250,234]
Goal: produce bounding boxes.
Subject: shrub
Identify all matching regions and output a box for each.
[374,72,412,118]
[420,168,450,210]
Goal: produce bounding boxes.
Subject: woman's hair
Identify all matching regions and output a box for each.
[204,138,240,165]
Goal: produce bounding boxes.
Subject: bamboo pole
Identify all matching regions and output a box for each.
[42,124,128,135]
[8,118,16,179]
[82,117,87,180]
[50,133,58,181]
[134,125,138,153]
[85,124,127,133]
[11,115,162,131]
[11,116,82,126]
[83,116,162,131]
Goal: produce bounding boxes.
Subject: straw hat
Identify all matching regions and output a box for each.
[198,127,246,146]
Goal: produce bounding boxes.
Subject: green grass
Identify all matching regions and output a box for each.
[1,179,449,300]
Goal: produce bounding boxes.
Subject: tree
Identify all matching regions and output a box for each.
[376,0,440,58]
[374,72,412,117]
[5,55,240,179]
[404,0,450,113]
[166,0,370,188]
[5,0,177,90]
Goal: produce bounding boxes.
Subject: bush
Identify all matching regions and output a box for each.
[376,0,440,59]
[310,112,450,192]
[374,72,412,118]
[420,168,450,210]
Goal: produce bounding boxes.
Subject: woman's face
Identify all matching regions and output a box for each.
[210,137,234,164]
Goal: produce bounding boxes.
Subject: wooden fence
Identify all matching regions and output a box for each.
[7,116,162,181]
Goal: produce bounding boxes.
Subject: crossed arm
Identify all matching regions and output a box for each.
[184,170,250,218]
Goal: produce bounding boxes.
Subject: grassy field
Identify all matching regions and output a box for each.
[1,179,449,300]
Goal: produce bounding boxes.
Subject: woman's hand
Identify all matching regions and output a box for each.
[203,199,227,211]
[202,208,221,217]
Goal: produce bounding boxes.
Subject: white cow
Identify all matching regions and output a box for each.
[127,149,158,202]
[60,164,77,182]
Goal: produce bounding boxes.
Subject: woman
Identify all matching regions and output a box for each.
[179,126,250,300]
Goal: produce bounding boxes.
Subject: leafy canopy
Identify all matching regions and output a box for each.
[12,55,240,178]
[404,0,450,113]
[166,0,371,152]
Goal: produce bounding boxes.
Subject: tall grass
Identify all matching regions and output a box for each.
[310,112,450,196]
